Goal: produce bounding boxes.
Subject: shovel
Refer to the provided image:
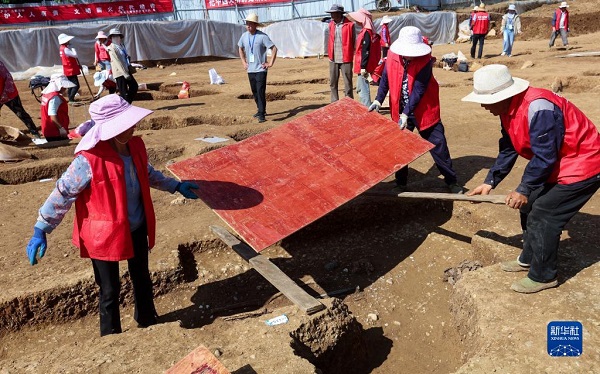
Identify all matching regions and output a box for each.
[77,58,96,101]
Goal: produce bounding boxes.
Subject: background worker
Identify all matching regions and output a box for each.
[462,64,600,293]
[26,94,200,336]
[94,30,112,71]
[379,15,392,58]
[238,13,278,123]
[0,59,41,138]
[40,74,75,141]
[326,4,355,103]
[470,3,490,59]
[106,28,138,104]
[549,2,570,49]
[348,8,376,107]
[369,26,463,194]
[58,33,81,102]
[501,4,522,57]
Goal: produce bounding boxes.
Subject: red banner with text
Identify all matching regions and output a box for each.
[205,0,289,10]
[0,0,174,24]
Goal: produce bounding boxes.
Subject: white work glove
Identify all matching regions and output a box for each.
[368,100,381,112]
[398,113,408,130]
[58,127,68,137]
[360,68,369,78]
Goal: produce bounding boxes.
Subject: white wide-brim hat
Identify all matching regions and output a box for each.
[75,94,153,153]
[244,13,263,26]
[390,26,431,57]
[461,64,529,104]
[95,31,108,39]
[57,33,74,45]
[508,4,516,11]
[41,73,76,94]
[381,15,392,24]
[559,2,569,8]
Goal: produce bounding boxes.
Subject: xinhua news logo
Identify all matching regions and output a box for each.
[547,321,582,357]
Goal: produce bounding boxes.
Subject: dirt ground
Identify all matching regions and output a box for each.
[1,1,600,373]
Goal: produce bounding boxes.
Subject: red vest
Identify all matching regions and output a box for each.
[40,92,69,138]
[60,45,81,76]
[501,88,600,184]
[328,18,354,63]
[72,137,157,261]
[353,29,379,74]
[380,24,390,46]
[386,51,441,131]
[472,12,490,34]
[553,9,569,29]
[94,41,111,62]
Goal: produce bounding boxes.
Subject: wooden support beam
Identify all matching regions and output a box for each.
[363,191,506,204]
[210,225,326,315]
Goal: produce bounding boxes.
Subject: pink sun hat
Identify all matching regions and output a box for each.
[75,94,153,153]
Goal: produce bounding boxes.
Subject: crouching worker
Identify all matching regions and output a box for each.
[40,74,75,141]
[462,64,600,293]
[26,94,200,336]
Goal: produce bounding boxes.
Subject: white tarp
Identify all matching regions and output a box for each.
[262,19,328,59]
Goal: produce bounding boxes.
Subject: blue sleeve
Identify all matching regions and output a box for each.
[147,163,180,193]
[485,127,519,188]
[35,155,92,233]
[551,12,557,26]
[403,60,432,115]
[515,99,564,196]
[374,67,389,103]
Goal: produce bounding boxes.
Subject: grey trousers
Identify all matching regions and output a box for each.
[549,29,568,47]
[329,61,353,102]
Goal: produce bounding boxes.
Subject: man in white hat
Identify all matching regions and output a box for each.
[379,15,392,58]
[501,4,521,57]
[325,4,355,103]
[106,28,137,104]
[549,2,570,49]
[238,13,278,123]
[57,33,81,102]
[462,64,600,293]
[369,26,463,194]
[40,74,76,141]
[469,3,490,59]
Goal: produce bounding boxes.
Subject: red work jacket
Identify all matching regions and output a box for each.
[328,18,354,63]
[501,88,600,184]
[72,137,157,261]
[40,92,69,138]
[60,45,81,76]
[386,51,441,131]
[553,9,569,30]
[472,11,490,34]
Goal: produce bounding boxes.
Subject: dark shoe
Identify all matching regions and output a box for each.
[501,259,530,272]
[391,185,407,194]
[253,112,267,118]
[511,277,558,294]
[447,183,464,194]
[258,117,266,123]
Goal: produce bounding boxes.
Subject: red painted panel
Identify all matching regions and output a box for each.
[168,98,433,251]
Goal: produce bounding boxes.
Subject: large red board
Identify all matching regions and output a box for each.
[168,98,433,252]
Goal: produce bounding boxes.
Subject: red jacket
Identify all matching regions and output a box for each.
[94,41,111,62]
[380,24,390,46]
[353,28,376,74]
[471,11,490,34]
[501,88,600,184]
[60,45,81,76]
[328,18,354,63]
[553,9,569,30]
[40,92,69,138]
[385,51,441,131]
[72,137,156,261]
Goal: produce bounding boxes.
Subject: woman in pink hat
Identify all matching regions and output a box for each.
[94,30,112,72]
[26,94,199,336]
[347,8,378,107]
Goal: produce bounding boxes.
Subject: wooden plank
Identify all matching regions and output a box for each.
[166,345,231,374]
[363,190,506,204]
[210,225,325,315]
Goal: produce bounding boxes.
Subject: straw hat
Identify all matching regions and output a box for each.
[57,33,74,45]
[479,3,486,10]
[461,64,529,104]
[381,15,392,24]
[244,13,263,26]
[559,2,568,8]
[95,31,108,40]
[75,95,153,153]
[390,26,431,57]
[325,4,345,13]
[473,6,480,11]
[41,73,76,94]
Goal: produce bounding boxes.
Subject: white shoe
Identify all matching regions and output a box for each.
[500,52,506,56]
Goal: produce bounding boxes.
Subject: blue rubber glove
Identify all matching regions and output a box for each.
[177,182,199,199]
[27,227,47,266]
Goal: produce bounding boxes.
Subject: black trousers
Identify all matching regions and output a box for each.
[66,75,80,102]
[518,172,600,282]
[0,95,39,136]
[470,34,486,59]
[91,224,157,336]
[116,75,138,104]
[248,71,267,118]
